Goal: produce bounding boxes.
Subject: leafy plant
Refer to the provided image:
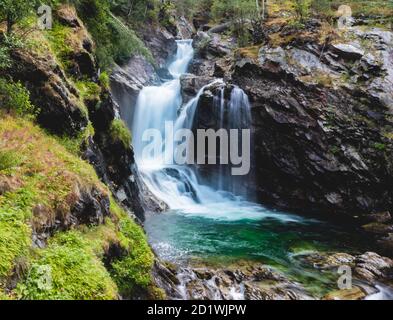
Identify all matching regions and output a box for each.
[0,78,36,117]
[0,150,21,171]
[99,71,110,90]
[0,34,25,70]
[109,119,132,148]
[293,0,312,23]
[0,0,37,34]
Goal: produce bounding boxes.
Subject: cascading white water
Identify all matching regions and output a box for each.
[131,40,302,222]
[129,40,393,301]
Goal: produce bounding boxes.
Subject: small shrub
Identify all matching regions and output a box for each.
[0,149,21,171]
[98,71,110,90]
[109,119,131,148]
[75,80,101,101]
[0,34,25,70]
[45,23,74,69]
[0,78,36,117]
[293,0,312,23]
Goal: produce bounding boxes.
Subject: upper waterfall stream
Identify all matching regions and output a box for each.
[129,40,387,299]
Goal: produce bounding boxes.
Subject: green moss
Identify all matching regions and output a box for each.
[75,80,102,102]
[0,149,22,172]
[56,122,95,156]
[0,208,31,285]
[109,119,132,148]
[98,71,110,90]
[16,231,118,300]
[45,22,74,69]
[374,142,386,151]
[109,200,157,298]
[73,0,154,69]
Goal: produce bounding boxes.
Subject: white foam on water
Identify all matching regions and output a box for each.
[131,40,308,223]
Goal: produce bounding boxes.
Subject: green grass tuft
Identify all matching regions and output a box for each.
[109,119,132,148]
[16,231,118,300]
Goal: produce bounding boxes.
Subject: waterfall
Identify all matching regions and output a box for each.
[130,40,284,221]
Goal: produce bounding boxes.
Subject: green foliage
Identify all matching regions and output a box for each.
[0,209,31,284]
[75,80,102,101]
[0,0,37,34]
[99,71,110,90]
[16,231,118,300]
[0,34,25,70]
[211,0,259,21]
[0,117,159,299]
[0,46,12,70]
[374,142,386,151]
[0,149,21,171]
[46,22,74,69]
[110,0,161,24]
[0,78,36,117]
[293,0,312,23]
[109,119,132,148]
[56,122,95,156]
[210,0,262,47]
[109,201,155,297]
[71,0,153,69]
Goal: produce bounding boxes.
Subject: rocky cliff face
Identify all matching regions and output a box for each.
[186,24,393,226]
[236,28,393,220]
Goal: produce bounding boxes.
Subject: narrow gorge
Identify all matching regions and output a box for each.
[1,0,393,301]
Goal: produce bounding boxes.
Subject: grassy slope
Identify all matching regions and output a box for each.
[0,116,161,299]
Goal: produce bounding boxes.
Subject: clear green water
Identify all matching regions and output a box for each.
[145,208,371,297]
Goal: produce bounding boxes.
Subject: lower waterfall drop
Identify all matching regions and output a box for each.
[131,39,298,221]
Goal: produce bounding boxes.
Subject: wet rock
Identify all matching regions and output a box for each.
[368,211,392,224]
[354,252,393,283]
[73,51,96,78]
[193,31,232,59]
[378,234,393,251]
[362,223,393,235]
[191,31,234,78]
[165,264,312,300]
[180,74,215,103]
[152,261,183,299]
[111,55,159,128]
[323,287,366,300]
[176,16,195,39]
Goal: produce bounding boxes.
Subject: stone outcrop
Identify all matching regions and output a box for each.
[8,50,88,136]
[110,55,159,127]
[190,26,393,220]
[138,25,177,69]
